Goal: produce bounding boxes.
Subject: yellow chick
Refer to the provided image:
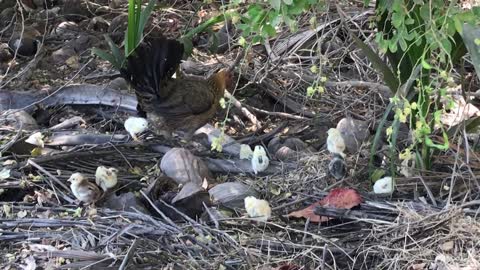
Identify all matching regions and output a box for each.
[327,128,346,157]
[124,116,148,141]
[68,173,101,204]
[95,166,119,192]
[251,145,269,174]
[244,196,271,222]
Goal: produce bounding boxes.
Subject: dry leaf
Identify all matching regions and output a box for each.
[288,188,362,223]
[440,240,454,252]
[409,262,426,270]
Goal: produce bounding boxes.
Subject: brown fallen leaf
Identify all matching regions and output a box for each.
[287,188,362,223]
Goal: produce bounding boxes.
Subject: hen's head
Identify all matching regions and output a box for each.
[213,68,234,91]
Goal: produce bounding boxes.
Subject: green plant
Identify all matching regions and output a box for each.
[358,1,480,175]
[92,0,156,69]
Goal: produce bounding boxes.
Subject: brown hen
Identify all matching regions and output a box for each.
[120,35,233,140]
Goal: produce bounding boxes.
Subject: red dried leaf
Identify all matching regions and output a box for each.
[287,188,362,223]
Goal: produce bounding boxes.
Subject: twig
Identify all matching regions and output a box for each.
[27,159,74,203]
[246,105,309,120]
[224,91,261,130]
[119,238,139,270]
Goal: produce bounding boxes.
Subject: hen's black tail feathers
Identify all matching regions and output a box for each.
[120,35,184,115]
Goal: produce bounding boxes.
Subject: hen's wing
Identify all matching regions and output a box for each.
[120,36,184,114]
[149,79,216,119]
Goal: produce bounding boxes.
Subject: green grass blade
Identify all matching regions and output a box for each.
[105,35,124,68]
[138,0,156,40]
[126,0,137,56]
[461,23,480,79]
[92,48,120,69]
[350,34,399,93]
[368,101,394,178]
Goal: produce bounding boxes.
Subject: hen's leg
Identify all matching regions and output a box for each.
[147,113,173,140]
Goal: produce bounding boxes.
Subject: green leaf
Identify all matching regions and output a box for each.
[461,23,480,79]
[262,24,276,37]
[270,0,281,10]
[421,59,432,69]
[440,38,452,54]
[92,49,118,69]
[138,0,157,39]
[105,35,123,65]
[283,0,293,4]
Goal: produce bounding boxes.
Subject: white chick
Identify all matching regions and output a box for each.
[373,176,394,194]
[95,166,119,192]
[244,196,271,222]
[328,153,347,180]
[251,145,269,174]
[124,117,148,141]
[25,132,44,148]
[68,173,101,204]
[327,128,346,157]
[239,144,253,160]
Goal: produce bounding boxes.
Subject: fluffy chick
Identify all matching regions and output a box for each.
[327,128,346,157]
[244,196,271,222]
[373,176,394,194]
[124,116,148,141]
[68,173,101,204]
[328,153,347,180]
[95,166,119,192]
[251,145,269,174]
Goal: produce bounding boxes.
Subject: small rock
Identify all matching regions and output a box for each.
[275,145,297,161]
[53,21,79,39]
[61,0,92,22]
[8,37,39,57]
[267,136,282,154]
[108,13,128,34]
[0,43,12,62]
[2,110,39,130]
[67,34,99,53]
[51,46,76,64]
[283,137,308,151]
[160,148,210,186]
[172,182,203,203]
[65,55,79,68]
[87,16,110,32]
[336,117,369,153]
[107,77,129,90]
[209,182,258,209]
[109,0,127,9]
[103,192,149,214]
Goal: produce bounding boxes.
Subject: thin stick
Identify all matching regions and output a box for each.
[119,238,139,270]
[224,91,261,130]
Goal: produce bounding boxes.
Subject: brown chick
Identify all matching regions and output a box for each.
[68,173,101,204]
[119,35,233,141]
[95,166,118,192]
